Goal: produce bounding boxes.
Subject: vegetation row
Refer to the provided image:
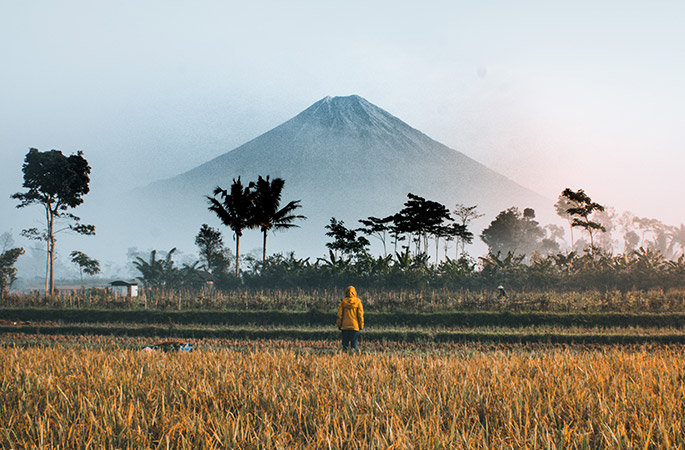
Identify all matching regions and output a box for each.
[5,307,685,329]
[6,323,685,345]
[5,287,685,314]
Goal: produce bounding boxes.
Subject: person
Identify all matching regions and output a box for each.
[497,284,508,299]
[336,285,364,350]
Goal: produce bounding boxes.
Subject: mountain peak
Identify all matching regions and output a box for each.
[296,94,403,135]
[313,94,370,110]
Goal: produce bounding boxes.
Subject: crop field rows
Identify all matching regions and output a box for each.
[4,307,685,346]
[3,305,685,448]
[6,323,685,347]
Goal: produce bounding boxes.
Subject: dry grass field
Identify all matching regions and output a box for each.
[2,343,684,448]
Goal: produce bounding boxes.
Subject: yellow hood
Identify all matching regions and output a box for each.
[345,286,357,298]
[342,286,360,308]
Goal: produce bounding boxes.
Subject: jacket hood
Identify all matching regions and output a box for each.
[342,286,360,308]
[345,286,357,298]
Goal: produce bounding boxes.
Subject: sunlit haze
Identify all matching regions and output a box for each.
[1,1,684,273]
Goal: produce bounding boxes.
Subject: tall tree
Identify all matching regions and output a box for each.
[325,218,369,259]
[480,207,544,259]
[561,188,605,251]
[593,207,617,254]
[11,148,94,295]
[452,204,483,256]
[396,194,451,257]
[444,221,474,260]
[69,251,101,290]
[195,224,231,275]
[554,192,579,248]
[207,177,255,278]
[0,247,24,297]
[251,176,306,262]
[358,216,393,257]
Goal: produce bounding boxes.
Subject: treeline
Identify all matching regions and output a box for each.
[127,186,685,293]
[129,244,685,293]
[7,148,685,296]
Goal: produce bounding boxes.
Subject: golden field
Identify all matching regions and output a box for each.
[1,344,684,449]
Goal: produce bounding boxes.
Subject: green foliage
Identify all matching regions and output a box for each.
[480,207,545,259]
[69,251,100,289]
[195,224,232,275]
[12,149,91,210]
[0,248,24,296]
[325,218,370,258]
[133,249,177,289]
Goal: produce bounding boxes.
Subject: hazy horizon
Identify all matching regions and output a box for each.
[2,1,684,280]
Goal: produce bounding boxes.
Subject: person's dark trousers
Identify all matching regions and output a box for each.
[341,330,360,350]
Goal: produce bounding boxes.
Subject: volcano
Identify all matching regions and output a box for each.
[133,95,550,257]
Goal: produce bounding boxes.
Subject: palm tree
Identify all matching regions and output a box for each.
[668,224,685,258]
[207,177,255,277]
[251,176,306,262]
[133,248,177,288]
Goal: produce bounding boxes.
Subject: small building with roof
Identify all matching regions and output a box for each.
[110,280,139,297]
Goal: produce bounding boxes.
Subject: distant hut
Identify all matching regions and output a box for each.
[110,280,139,297]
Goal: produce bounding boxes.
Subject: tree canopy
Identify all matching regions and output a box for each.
[561,188,605,250]
[480,207,545,259]
[11,148,94,294]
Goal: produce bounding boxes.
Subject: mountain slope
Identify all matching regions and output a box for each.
[134,95,550,257]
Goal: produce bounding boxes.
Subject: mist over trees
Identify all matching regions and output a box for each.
[5,152,685,296]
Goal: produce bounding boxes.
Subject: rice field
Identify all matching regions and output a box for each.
[2,343,684,448]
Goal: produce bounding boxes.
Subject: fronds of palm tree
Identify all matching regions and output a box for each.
[133,248,177,288]
[668,224,685,258]
[251,176,306,261]
[207,177,255,278]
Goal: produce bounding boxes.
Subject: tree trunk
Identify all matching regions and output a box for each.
[569,224,574,249]
[44,207,50,295]
[263,230,267,262]
[49,234,55,295]
[235,234,240,278]
[47,208,55,296]
[44,239,49,296]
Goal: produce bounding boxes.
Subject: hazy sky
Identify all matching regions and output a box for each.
[2,0,684,241]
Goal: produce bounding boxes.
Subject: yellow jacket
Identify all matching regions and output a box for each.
[337,286,364,331]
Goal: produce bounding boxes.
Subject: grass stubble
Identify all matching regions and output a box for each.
[1,343,684,448]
